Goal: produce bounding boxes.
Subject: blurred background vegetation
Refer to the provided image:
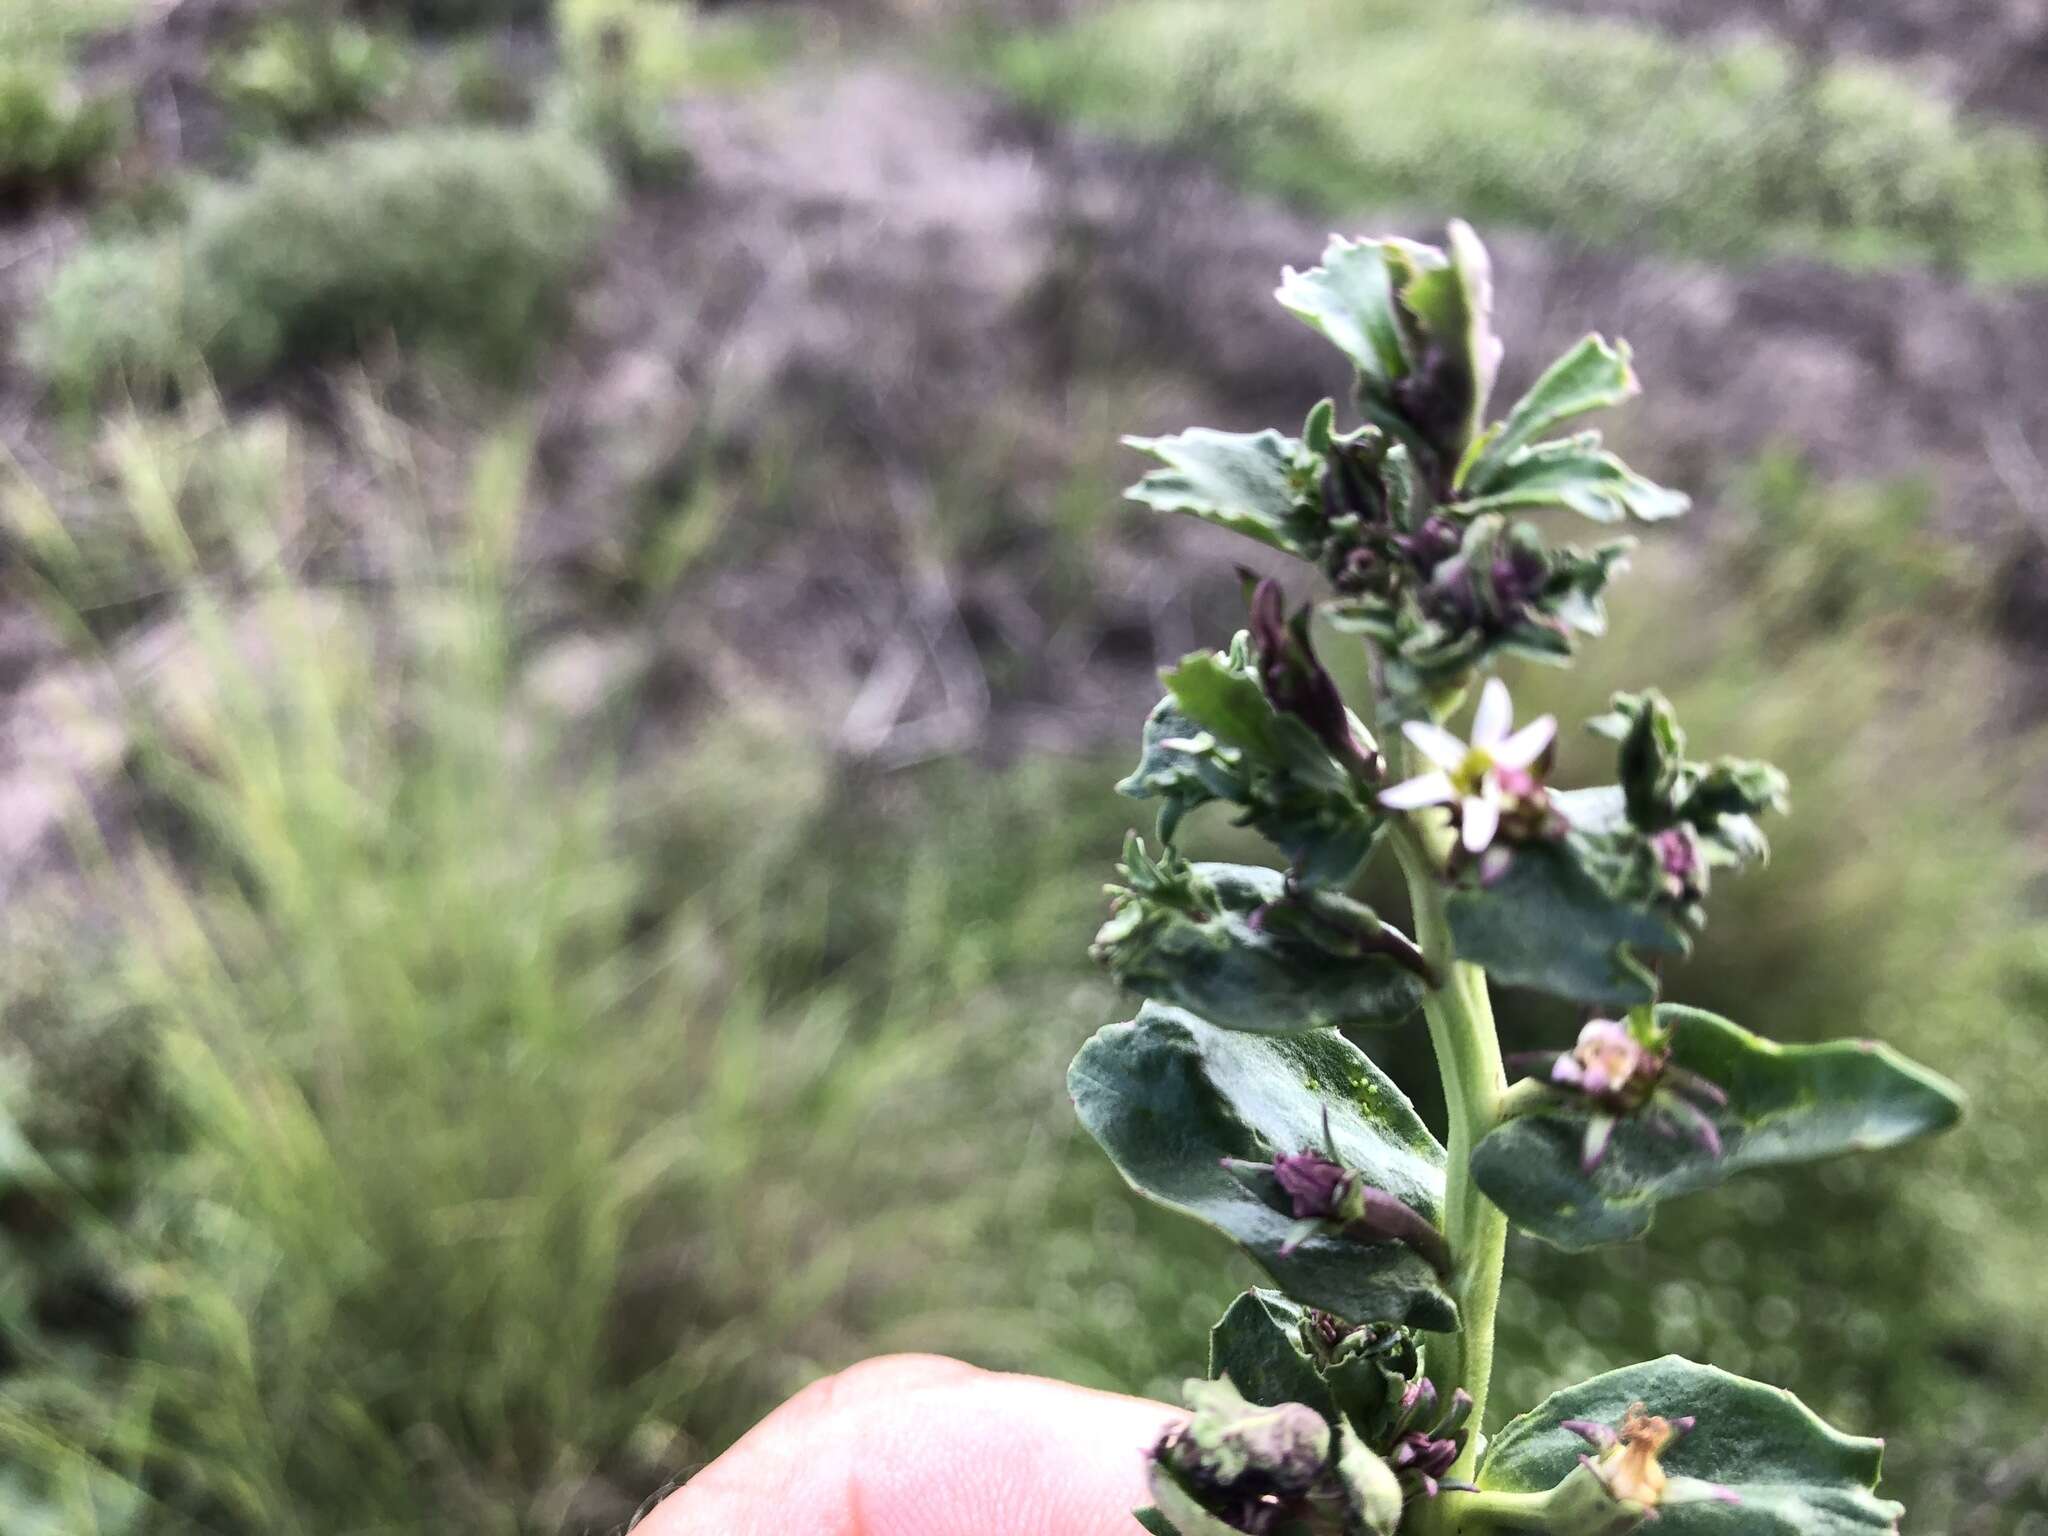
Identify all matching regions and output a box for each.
[2,0,2046,1532]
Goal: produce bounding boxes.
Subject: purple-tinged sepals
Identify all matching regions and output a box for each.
[1650,825,1706,903]
[1150,1378,1331,1535]
[1269,1149,1354,1221]
[1222,1113,1452,1275]
[1589,689,1788,911]
[1148,1376,1403,1535]
[1507,1008,1729,1171]
[1248,578,1381,781]
[1380,1378,1476,1501]
[1545,1403,1740,1533]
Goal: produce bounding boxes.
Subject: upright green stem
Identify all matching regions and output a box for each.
[1393,808,1509,1493]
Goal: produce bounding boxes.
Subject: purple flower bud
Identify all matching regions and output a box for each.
[1653,825,1706,900]
[1321,440,1388,526]
[1154,1382,1333,1531]
[1249,579,1364,769]
[1270,1149,1354,1219]
[1385,1382,1476,1499]
[1396,515,1464,574]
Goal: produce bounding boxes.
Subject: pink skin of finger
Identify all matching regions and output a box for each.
[642,1354,1182,1536]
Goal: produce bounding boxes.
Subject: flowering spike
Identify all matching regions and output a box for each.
[1086,229,1937,1536]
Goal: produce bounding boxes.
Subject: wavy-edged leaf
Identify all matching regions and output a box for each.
[1459,435,1689,525]
[1209,1290,1337,1420]
[1093,855,1425,1034]
[1446,841,1689,1010]
[1478,1355,1904,1534]
[1118,648,1382,888]
[1275,235,1409,385]
[1069,1004,1455,1330]
[1123,428,1322,557]
[1463,334,1640,489]
[1472,1005,1964,1249]
[1165,651,1347,789]
[1401,218,1500,451]
[1117,688,1245,847]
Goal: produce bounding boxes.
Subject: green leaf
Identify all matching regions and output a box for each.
[1472,1005,1964,1249]
[1210,1289,1338,1420]
[1446,842,1690,1010]
[1123,428,1322,558]
[1117,647,1381,888]
[1132,1507,1180,1536]
[1117,687,1244,848]
[1274,236,1409,385]
[1093,851,1426,1034]
[1463,334,1640,489]
[1459,435,1689,525]
[1209,1288,1419,1441]
[1400,218,1500,450]
[1166,651,1343,786]
[1478,1356,1904,1534]
[1069,1003,1455,1330]
[1333,1421,1404,1535]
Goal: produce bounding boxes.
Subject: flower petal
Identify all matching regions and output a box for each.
[1491,713,1557,769]
[1662,1477,1742,1507]
[1581,1114,1619,1172]
[1380,772,1456,810]
[1461,795,1501,853]
[1402,720,1469,773]
[1471,677,1513,748]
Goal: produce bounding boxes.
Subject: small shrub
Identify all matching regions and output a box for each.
[25,129,616,399]
[0,60,125,205]
[25,239,193,408]
[440,37,538,123]
[212,15,409,141]
[988,0,2048,280]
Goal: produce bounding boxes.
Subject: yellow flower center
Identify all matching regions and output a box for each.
[1453,745,1496,795]
[1601,1404,1677,1508]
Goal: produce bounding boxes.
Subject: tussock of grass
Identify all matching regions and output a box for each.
[26,129,616,404]
[0,60,126,204]
[0,410,1227,1534]
[986,0,2048,281]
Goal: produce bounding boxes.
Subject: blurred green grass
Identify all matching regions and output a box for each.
[0,0,140,59]
[981,0,2048,281]
[3,405,2045,1530]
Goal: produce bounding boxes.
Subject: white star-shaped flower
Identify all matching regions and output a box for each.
[1379,678,1557,854]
